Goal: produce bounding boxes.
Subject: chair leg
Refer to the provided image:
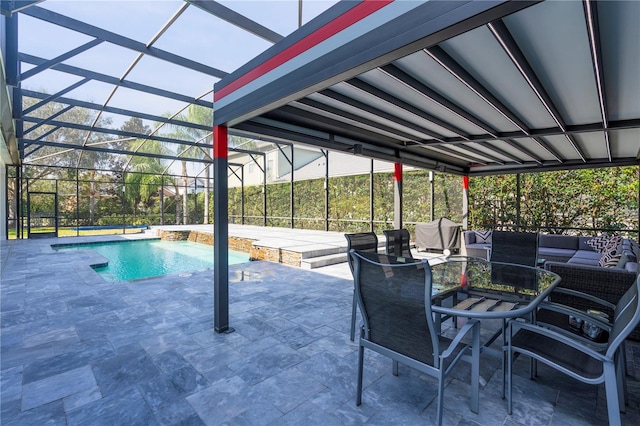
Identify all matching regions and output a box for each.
[507,340,513,415]
[470,324,480,414]
[356,344,364,406]
[392,360,399,376]
[615,353,627,413]
[501,319,506,399]
[619,344,629,407]
[350,290,357,341]
[437,372,445,426]
[604,362,621,425]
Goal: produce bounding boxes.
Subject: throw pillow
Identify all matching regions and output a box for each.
[475,230,492,244]
[599,252,627,269]
[597,236,622,267]
[603,235,623,253]
[586,234,611,252]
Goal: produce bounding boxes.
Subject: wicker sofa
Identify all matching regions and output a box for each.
[463,230,640,340]
[541,235,639,340]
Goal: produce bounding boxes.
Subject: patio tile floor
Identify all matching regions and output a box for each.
[2,229,640,425]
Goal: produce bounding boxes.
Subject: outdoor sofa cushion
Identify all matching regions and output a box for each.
[538,234,579,250]
[539,247,578,263]
[566,250,601,266]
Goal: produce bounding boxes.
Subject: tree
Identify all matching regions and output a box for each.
[14,96,114,224]
[159,105,213,224]
[118,117,173,223]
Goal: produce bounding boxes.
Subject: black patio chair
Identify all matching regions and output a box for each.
[350,250,480,426]
[507,275,640,425]
[383,228,414,259]
[535,286,632,408]
[344,232,379,341]
[488,230,539,394]
[490,230,538,266]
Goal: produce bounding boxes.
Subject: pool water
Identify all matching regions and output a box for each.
[54,239,250,282]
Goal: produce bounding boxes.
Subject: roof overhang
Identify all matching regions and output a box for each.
[1,41,19,165]
[213,0,640,176]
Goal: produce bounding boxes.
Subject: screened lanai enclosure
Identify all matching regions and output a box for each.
[1,0,469,240]
[1,0,639,243]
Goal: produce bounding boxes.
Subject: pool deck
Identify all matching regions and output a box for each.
[2,225,640,425]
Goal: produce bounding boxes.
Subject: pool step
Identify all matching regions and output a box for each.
[299,241,386,269]
[300,252,348,269]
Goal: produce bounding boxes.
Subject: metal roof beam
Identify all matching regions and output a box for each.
[22,77,90,115]
[238,118,379,155]
[260,109,448,169]
[424,45,532,136]
[19,53,213,108]
[21,89,211,131]
[20,116,211,148]
[292,98,419,145]
[379,64,499,138]
[531,137,563,163]
[20,39,103,81]
[0,0,44,16]
[488,19,587,162]
[186,0,283,43]
[583,0,611,161]
[469,157,640,177]
[235,118,459,173]
[229,147,266,171]
[444,118,640,144]
[316,88,447,142]
[23,104,74,135]
[502,140,543,165]
[347,64,541,162]
[344,78,470,141]
[229,147,266,156]
[22,138,214,164]
[24,124,60,157]
[452,144,506,165]
[415,135,544,165]
[425,145,488,166]
[20,6,228,79]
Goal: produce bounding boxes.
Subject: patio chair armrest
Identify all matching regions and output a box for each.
[548,287,616,310]
[537,301,612,331]
[441,319,480,359]
[509,320,608,362]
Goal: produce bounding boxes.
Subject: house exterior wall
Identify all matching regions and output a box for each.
[228,145,406,189]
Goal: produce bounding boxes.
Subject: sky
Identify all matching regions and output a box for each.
[17,0,340,127]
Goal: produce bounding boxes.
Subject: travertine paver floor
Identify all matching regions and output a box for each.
[2,230,640,425]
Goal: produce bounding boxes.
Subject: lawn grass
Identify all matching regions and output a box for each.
[8,227,145,239]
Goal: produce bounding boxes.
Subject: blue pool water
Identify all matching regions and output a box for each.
[53,239,250,282]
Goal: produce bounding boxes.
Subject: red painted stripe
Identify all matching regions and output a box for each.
[394,162,402,182]
[213,126,228,159]
[460,273,468,287]
[463,176,469,190]
[214,0,393,102]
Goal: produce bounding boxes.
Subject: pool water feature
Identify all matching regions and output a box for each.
[53,239,250,282]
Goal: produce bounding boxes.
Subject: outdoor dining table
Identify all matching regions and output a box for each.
[427,255,561,402]
[429,256,561,323]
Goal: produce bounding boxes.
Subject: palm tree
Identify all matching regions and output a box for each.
[119,117,174,224]
[124,154,167,222]
[160,104,213,224]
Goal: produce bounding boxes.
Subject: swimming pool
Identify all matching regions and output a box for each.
[53,239,250,282]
